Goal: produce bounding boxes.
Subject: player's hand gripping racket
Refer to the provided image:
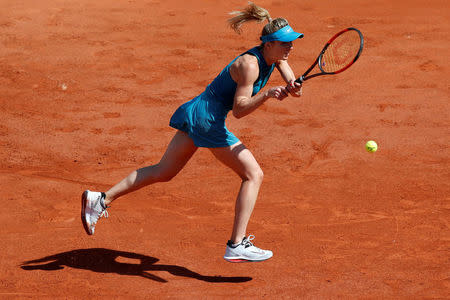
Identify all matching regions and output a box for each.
[295,27,364,83]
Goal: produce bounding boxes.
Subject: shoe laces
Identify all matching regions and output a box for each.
[93,197,109,224]
[98,194,109,218]
[99,209,108,219]
[243,235,256,248]
[91,208,108,226]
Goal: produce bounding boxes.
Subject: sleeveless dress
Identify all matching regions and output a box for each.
[169,46,275,148]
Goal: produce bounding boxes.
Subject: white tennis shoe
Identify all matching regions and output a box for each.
[81,190,108,235]
[223,235,273,262]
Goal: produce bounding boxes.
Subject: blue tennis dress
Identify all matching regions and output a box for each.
[169,46,275,148]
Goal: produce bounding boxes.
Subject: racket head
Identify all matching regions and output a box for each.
[318,28,364,74]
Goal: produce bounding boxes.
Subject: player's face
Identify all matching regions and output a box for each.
[270,41,294,60]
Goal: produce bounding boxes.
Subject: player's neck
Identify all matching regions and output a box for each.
[260,47,276,65]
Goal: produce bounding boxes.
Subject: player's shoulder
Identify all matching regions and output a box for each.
[239,53,259,64]
[232,54,259,75]
[236,53,259,69]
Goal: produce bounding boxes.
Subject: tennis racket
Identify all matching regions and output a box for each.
[295,27,364,83]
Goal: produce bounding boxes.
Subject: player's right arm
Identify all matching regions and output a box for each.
[230,54,288,119]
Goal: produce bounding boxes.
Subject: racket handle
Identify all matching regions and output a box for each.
[295,76,304,84]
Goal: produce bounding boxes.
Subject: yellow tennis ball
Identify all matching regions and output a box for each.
[365,140,378,153]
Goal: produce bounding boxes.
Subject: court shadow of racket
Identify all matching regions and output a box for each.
[20,248,252,283]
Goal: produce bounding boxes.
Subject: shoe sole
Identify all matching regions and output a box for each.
[223,256,273,263]
[224,258,252,263]
[81,191,92,235]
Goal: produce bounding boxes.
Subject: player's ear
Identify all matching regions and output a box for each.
[264,41,274,50]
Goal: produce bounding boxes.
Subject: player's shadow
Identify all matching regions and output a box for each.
[20,248,252,283]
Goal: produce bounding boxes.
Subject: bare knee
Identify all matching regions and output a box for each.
[157,169,178,182]
[155,164,179,182]
[245,167,264,185]
[134,164,178,184]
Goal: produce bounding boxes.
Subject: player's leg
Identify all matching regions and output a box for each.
[210,142,263,243]
[105,130,197,204]
[81,130,197,235]
[210,142,272,261]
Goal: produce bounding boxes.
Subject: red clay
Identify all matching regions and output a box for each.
[0,0,448,298]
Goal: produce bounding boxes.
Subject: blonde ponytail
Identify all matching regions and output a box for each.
[228,2,271,34]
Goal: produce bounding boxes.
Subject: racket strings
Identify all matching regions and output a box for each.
[321,31,361,73]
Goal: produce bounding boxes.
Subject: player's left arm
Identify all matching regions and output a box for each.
[276,60,302,97]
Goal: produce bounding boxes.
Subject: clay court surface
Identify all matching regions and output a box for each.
[1,0,449,298]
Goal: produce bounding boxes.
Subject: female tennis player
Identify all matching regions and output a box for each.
[82,3,303,262]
